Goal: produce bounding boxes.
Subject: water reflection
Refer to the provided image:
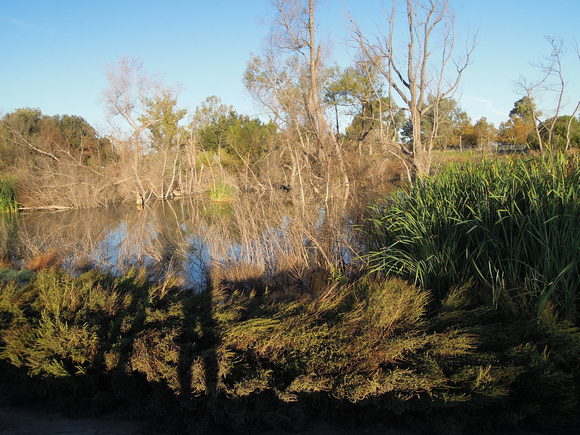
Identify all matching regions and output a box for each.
[0,198,224,290]
[0,193,360,293]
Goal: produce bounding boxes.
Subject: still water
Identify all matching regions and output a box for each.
[1,194,357,291]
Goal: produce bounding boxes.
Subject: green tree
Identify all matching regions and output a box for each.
[55,114,114,165]
[325,59,405,154]
[141,90,187,198]
[193,96,233,155]
[533,115,580,150]
[510,96,537,124]
[0,108,43,168]
[497,97,538,146]
[402,98,472,150]
[196,108,276,173]
[0,109,113,168]
[472,117,497,148]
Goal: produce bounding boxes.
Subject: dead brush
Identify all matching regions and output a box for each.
[210,260,267,301]
[26,249,63,271]
[203,189,357,300]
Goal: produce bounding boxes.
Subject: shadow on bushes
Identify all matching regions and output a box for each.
[0,269,579,434]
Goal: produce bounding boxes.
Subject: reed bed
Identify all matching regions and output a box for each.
[204,190,361,298]
[366,153,580,318]
[0,177,18,213]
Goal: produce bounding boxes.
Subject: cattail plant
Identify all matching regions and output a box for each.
[365,153,580,318]
[0,177,17,213]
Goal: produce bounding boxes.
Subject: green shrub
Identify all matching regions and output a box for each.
[365,153,580,318]
[0,177,17,213]
[1,269,579,432]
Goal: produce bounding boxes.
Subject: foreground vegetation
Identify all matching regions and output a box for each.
[367,153,580,319]
[0,268,579,434]
[0,155,579,433]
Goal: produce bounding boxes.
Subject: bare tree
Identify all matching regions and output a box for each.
[0,109,118,208]
[517,37,580,153]
[102,57,186,202]
[244,0,349,201]
[349,0,476,177]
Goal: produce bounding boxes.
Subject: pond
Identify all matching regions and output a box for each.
[0,198,226,290]
[0,194,360,291]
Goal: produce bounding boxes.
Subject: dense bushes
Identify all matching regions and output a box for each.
[366,153,580,319]
[1,268,579,433]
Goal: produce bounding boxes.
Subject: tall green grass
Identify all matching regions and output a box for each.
[0,177,18,213]
[365,153,580,318]
[208,179,237,202]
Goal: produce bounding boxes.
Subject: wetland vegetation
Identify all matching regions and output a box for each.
[1,0,580,433]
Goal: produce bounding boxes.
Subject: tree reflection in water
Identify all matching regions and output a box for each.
[0,192,361,294]
[0,198,213,290]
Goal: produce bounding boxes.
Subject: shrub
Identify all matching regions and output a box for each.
[26,249,63,272]
[1,269,579,433]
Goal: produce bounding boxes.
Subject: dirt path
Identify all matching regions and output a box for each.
[0,403,151,434]
[0,397,425,435]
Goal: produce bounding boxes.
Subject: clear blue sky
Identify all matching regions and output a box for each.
[1,0,579,132]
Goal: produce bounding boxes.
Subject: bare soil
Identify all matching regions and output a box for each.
[0,393,424,435]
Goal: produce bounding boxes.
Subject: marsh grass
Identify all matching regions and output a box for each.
[0,177,18,213]
[366,153,580,318]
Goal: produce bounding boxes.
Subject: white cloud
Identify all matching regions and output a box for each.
[462,95,508,118]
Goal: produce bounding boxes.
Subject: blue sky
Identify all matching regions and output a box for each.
[1,0,579,132]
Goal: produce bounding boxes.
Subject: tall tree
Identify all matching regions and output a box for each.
[497,97,537,146]
[141,89,187,198]
[102,56,185,202]
[244,0,349,202]
[516,37,579,153]
[473,117,497,148]
[325,57,405,154]
[349,0,476,178]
